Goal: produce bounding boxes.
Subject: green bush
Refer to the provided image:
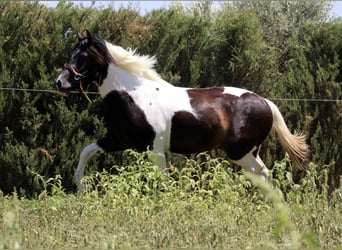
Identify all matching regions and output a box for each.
[0,1,340,196]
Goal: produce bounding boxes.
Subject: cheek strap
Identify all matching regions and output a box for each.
[63,63,92,103]
[79,79,92,103]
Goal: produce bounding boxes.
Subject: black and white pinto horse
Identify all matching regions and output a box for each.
[54,31,309,190]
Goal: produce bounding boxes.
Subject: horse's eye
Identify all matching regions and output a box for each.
[74,75,80,81]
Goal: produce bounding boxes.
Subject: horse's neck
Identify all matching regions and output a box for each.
[99,64,173,97]
[98,64,143,97]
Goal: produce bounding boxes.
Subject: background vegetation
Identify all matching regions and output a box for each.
[0,1,341,248]
[0,0,340,195]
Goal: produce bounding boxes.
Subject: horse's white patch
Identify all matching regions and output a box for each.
[55,70,72,89]
[100,63,195,152]
[232,149,269,179]
[130,82,194,151]
[99,64,139,96]
[223,87,251,97]
[74,143,103,191]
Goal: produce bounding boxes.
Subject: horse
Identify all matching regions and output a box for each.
[54,30,309,190]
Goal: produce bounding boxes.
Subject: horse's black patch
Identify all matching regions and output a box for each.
[170,87,229,153]
[97,90,156,152]
[225,92,273,160]
[170,89,273,160]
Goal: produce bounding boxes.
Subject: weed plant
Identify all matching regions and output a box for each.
[0,151,341,249]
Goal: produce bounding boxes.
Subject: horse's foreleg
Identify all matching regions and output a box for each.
[153,151,167,173]
[152,139,167,174]
[74,143,103,191]
[233,150,270,181]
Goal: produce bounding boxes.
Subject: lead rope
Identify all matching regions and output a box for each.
[65,64,92,104]
[79,79,92,103]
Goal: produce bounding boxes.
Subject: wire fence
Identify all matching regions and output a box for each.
[0,87,341,102]
[0,87,99,95]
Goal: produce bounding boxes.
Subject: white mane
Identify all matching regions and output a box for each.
[105,41,168,85]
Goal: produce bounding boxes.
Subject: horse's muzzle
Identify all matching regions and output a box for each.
[54,79,61,90]
[54,79,70,96]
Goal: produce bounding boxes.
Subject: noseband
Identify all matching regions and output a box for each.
[63,64,92,103]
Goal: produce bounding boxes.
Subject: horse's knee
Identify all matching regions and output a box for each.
[79,143,103,162]
[74,143,103,191]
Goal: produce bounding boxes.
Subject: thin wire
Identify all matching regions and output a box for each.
[0,87,99,95]
[269,97,341,102]
[0,87,340,102]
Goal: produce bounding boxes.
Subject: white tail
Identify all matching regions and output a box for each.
[266,100,310,170]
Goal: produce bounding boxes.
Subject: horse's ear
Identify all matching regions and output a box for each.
[86,30,94,45]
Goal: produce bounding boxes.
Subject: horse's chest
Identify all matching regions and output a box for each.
[127,86,193,133]
[101,88,192,137]
[102,91,155,139]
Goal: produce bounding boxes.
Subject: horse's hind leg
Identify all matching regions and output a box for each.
[232,147,270,181]
[74,143,103,191]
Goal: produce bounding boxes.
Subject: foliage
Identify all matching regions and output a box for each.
[144,5,211,86]
[0,153,341,249]
[200,10,276,92]
[0,0,340,198]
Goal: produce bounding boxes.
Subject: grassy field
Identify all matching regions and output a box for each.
[0,152,341,249]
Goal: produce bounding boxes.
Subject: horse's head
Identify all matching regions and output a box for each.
[54,30,112,95]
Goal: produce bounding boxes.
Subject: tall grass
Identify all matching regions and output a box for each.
[1,151,341,249]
